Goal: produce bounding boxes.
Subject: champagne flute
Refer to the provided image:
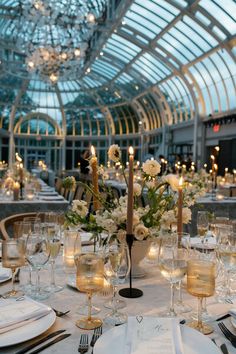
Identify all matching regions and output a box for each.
[74,251,104,330]
[45,224,63,293]
[158,233,187,317]
[103,241,130,325]
[2,239,25,298]
[197,211,209,243]
[25,231,50,300]
[187,253,215,334]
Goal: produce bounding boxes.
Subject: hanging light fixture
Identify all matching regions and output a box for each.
[13,0,107,83]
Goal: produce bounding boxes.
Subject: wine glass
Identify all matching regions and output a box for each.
[2,239,25,298]
[175,232,192,314]
[158,233,187,317]
[25,231,50,300]
[217,224,235,303]
[44,224,63,293]
[74,251,104,330]
[187,254,215,334]
[197,211,209,243]
[103,241,130,325]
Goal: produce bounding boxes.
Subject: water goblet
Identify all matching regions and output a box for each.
[103,241,130,325]
[158,233,187,317]
[74,251,104,330]
[197,211,209,243]
[45,224,63,293]
[25,231,50,300]
[2,239,25,298]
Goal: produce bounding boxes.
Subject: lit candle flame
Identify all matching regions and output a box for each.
[214,164,218,170]
[210,155,215,160]
[129,146,134,155]
[91,145,96,156]
[179,176,183,186]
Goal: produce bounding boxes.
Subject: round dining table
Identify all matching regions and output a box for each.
[1,254,236,354]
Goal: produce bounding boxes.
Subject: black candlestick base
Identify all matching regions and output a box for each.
[118,233,143,299]
[119,287,143,298]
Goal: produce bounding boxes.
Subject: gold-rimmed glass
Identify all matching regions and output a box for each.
[187,257,215,335]
[75,251,104,330]
[2,239,25,298]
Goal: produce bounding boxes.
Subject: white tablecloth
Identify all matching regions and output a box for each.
[1,256,236,353]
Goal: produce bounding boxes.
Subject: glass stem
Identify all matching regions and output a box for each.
[50,260,55,286]
[29,266,32,286]
[87,292,92,322]
[36,268,40,294]
[112,285,118,314]
[170,283,175,315]
[197,297,203,330]
[226,270,231,297]
[202,298,207,313]
[11,268,16,294]
[178,281,182,303]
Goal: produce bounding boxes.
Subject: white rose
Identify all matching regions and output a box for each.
[119,195,128,207]
[108,144,121,162]
[163,174,179,192]
[160,210,176,229]
[182,207,192,224]
[133,183,142,197]
[72,200,88,217]
[133,212,140,226]
[134,223,149,240]
[142,159,161,177]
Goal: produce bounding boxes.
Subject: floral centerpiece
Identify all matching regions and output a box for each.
[65,145,206,245]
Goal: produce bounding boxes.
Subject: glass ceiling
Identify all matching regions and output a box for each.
[0,0,235,133]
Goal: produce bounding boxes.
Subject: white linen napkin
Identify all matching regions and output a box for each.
[0,266,11,282]
[124,317,184,354]
[229,309,236,318]
[0,298,52,334]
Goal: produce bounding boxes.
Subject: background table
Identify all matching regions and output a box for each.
[1,255,236,354]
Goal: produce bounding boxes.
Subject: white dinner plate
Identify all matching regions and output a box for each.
[0,310,56,347]
[39,196,64,201]
[94,323,221,354]
[38,191,58,196]
[0,264,11,283]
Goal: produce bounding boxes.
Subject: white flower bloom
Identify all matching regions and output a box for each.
[108,144,121,162]
[134,223,149,240]
[133,183,142,197]
[133,212,140,226]
[182,207,192,224]
[160,210,176,229]
[163,174,179,192]
[142,159,161,177]
[72,200,88,217]
[119,195,128,207]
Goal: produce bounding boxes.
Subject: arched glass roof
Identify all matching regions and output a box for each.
[0,0,235,135]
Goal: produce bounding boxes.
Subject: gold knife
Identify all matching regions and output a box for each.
[15,330,66,354]
[29,333,71,354]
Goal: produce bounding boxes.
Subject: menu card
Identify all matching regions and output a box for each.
[125,317,184,354]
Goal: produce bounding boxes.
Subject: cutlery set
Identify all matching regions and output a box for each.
[78,327,102,354]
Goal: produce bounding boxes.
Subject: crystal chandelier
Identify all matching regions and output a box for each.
[15,0,107,83]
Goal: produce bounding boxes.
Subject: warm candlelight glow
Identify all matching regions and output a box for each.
[225,167,228,173]
[210,155,215,161]
[179,176,183,186]
[204,163,207,168]
[129,146,134,155]
[91,145,96,156]
[214,164,218,171]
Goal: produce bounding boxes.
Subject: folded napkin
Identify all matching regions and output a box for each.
[0,298,52,334]
[0,265,11,283]
[125,317,184,354]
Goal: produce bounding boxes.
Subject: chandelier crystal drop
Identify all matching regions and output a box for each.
[14,0,107,82]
